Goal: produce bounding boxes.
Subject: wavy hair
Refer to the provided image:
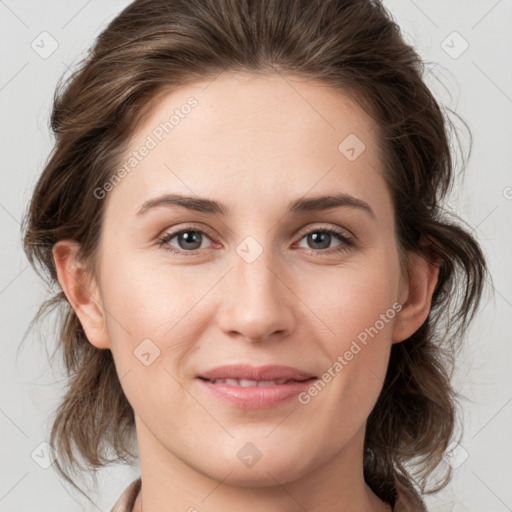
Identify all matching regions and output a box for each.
[22,0,488,506]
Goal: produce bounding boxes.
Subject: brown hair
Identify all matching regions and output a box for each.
[22,0,488,506]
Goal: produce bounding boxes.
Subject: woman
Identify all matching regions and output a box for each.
[22,0,487,510]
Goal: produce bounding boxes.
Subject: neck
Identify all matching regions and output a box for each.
[131,416,390,512]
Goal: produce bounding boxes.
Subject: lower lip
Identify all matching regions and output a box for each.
[196,378,317,409]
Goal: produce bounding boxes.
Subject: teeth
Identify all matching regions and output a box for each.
[258,380,279,386]
[239,379,258,387]
[210,378,289,386]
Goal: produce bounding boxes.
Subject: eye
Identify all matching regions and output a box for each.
[157,226,214,255]
[296,227,355,255]
[157,225,355,256]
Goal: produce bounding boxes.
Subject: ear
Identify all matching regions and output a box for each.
[392,251,440,344]
[52,240,111,349]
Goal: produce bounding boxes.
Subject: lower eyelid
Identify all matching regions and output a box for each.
[158,227,354,255]
[158,229,212,250]
[297,231,354,251]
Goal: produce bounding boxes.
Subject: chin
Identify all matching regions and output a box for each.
[214,462,309,488]
[193,444,316,488]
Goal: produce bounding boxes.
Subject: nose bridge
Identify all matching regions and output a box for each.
[216,238,293,342]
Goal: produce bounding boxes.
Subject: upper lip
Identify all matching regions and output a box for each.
[197,364,316,382]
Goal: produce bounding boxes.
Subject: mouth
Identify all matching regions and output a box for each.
[196,364,318,409]
[199,377,306,386]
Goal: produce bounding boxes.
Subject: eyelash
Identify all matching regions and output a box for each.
[156,225,355,256]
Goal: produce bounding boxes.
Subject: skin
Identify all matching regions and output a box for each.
[53,72,438,512]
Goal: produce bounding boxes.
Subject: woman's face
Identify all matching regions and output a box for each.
[89,72,410,484]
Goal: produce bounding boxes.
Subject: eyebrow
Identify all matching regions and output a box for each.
[136,192,375,219]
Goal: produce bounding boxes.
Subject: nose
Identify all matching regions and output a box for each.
[215,246,296,343]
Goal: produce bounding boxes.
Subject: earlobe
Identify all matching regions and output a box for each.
[52,240,111,350]
[392,251,440,344]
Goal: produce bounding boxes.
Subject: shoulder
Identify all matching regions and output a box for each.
[393,472,428,512]
[110,477,141,512]
[109,474,426,512]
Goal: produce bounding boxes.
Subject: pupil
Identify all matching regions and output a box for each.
[309,232,330,249]
[180,231,201,250]
[176,231,333,251]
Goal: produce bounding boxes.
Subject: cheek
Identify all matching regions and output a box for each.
[98,258,200,428]
[299,254,399,415]
[306,254,400,349]
[98,255,193,368]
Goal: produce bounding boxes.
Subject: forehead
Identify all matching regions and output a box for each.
[105,71,389,218]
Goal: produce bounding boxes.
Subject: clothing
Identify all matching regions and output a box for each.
[111,477,141,512]
[110,474,427,512]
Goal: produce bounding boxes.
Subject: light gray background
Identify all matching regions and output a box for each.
[1,1,511,511]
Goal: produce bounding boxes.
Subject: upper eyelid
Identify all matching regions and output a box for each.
[296,224,353,239]
[160,223,354,244]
